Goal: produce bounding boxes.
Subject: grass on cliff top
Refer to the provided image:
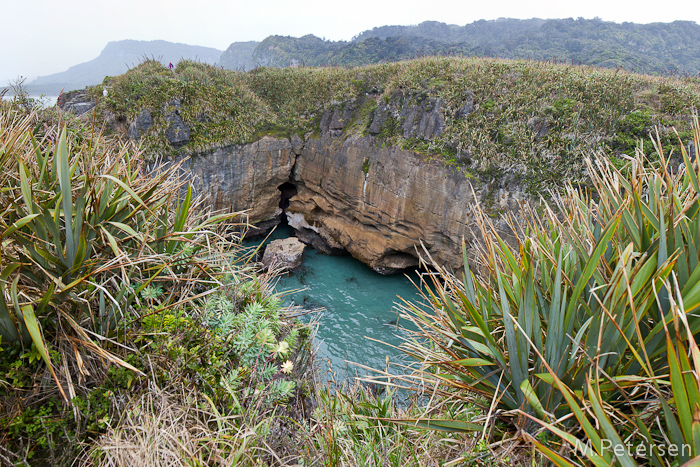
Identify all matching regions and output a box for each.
[97,57,700,191]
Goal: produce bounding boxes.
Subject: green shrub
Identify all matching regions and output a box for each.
[389,116,700,466]
[362,157,371,174]
[0,101,251,464]
[0,104,238,386]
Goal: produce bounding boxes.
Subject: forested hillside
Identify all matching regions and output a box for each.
[235,18,700,74]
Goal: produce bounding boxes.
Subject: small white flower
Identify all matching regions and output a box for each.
[281,360,294,374]
[274,341,290,356]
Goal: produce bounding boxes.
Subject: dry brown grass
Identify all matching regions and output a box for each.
[83,383,259,467]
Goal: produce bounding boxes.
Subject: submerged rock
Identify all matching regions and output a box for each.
[262,237,306,272]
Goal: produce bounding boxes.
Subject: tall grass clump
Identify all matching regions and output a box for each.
[0,99,318,465]
[383,117,700,464]
[297,381,476,467]
[0,100,233,378]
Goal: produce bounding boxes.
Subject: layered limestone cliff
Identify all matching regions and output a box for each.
[165,137,297,234]
[61,57,700,273]
[278,95,522,272]
[64,90,523,273]
[163,129,521,273]
[289,134,483,273]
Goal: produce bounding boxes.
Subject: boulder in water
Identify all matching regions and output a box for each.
[262,237,305,272]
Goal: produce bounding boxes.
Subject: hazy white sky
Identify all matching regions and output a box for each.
[2,0,698,83]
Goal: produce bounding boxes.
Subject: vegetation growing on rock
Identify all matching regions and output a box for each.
[8,48,700,466]
[98,56,700,194]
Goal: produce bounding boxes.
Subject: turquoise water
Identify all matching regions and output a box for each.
[248,226,426,381]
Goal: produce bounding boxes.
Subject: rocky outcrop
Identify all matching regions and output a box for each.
[129,109,153,140]
[287,212,348,256]
[165,137,296,235]
[277,93,522,273]
[57,90,95,116]
[281,94,525,272]
[287,133,504,273]
[164,99,190,148]
[262,237,306,271]
[114,92,523,273]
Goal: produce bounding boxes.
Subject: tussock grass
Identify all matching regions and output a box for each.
[301,381,485,467]
[86,383,256,467]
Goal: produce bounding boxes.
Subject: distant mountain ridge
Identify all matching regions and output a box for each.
[352,18,548,44]
[247,34,474,68]
[26,40,222,95]
[223,18,700,75]
[18,18,700,96]
[352,18,700,74]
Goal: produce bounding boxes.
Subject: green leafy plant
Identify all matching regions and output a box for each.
[0,106,239,393]
[305,382,471,466]
[387,116,700,452]
[524,280,700,467]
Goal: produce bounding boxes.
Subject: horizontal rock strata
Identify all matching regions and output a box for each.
[164,137,296,235]
[105,93,524,273]
[288,133,485,273]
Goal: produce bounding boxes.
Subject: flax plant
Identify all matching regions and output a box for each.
[384,116,700,448]
[524,276,700,467]
[0,104,237,395]
[520,121,700,466]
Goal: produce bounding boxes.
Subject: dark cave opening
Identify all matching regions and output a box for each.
[278,182,297,211]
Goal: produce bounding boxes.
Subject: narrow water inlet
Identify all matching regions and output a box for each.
[234,182,427,380]
[247,222,424,381]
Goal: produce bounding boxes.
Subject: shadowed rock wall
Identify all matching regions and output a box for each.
[165,137,296,233]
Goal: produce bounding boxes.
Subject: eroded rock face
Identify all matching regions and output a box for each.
[287,133,489,273]
[123,92,523,273]
[128,109,153,140]
[164,99,190,148]
[57,90,95,116]
[262,237,305,271]
[164,137,296,235]
[287,212,347,256]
